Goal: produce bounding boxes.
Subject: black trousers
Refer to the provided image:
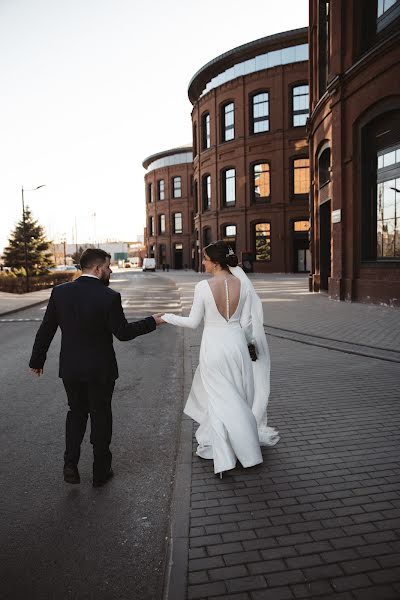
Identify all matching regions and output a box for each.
[62,379,115,480]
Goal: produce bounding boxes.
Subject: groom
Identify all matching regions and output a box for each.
[29,248,163,487]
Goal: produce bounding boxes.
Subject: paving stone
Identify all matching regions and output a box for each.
[267,569,306,586]
[225,575,267,593]
[187,581,227,599]
[209,564,248,582]
[247,559,286,575]
[352,586,400,600]
[223,551,261,566]
[290,580,334,598]
[331,574,372,592]
[251,587,294,599]
[189,555,225,572]
[207,542,244,556]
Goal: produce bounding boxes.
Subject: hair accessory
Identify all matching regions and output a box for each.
[225,246,235,258]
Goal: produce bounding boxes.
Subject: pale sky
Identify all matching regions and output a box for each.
[0,0,308,252]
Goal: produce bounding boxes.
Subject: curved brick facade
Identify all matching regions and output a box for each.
[143,147,194,269]
[309,0,400,305]
[190,28,310,273]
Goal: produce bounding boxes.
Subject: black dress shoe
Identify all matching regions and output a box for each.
[92,468,114,488]
[63,464,80,484]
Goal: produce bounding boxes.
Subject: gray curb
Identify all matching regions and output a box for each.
[162,328,193,600]
[0,298,49,317]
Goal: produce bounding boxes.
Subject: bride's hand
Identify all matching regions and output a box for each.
[152,313,165,325]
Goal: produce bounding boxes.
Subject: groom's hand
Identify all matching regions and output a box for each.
[152,313,165,326]
[31,368,44,376]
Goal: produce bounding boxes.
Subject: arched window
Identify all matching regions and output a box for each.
[157,179,165,201]
[172,176,182,198]
[254,223,271,261]
[251,92,269,134]
[361,108,400,260]
[148,216,154,236]
[318,148,331,188]
[292,157,310,197]
[221,102,235,142]
[221,168,236,207]
[193,122,198,157]
[203,227,212,247]
[252,162,271,202]
[201,112,211,150]
[158,244,166,266]
[222,224,237,253]
[292,84,309,127]
[173,213,183,234]
[147,183,153,203]
[158,214,166,234]
[202,174,211,210]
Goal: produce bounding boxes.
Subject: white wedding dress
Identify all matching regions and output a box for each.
[162,266,279,474]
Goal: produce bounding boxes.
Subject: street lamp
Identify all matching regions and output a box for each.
[21,184,46,292]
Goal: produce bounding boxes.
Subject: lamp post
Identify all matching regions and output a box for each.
[21,184,46,292]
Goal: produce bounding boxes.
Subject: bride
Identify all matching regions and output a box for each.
[160,241,279,477]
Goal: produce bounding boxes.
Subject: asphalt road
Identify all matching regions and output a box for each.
[0,272,184,600]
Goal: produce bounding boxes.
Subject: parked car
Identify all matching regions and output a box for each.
[124,261,132,268]
[142,258,156,272]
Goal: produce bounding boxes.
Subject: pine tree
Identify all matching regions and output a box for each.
[3,206,54,275]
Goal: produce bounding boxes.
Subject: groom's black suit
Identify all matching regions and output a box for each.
[29,275,156,480]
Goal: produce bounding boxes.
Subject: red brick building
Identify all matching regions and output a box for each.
[189,28,310,273]
[143,146,194,269]
[308,0,400,304]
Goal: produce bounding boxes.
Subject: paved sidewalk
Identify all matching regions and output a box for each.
[0,288,51,316]
[164,273,400,600]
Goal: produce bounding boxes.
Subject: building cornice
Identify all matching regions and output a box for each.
[188,27,308,104]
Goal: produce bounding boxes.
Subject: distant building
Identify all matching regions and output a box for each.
[143,28,310,273]
[143,146,194,269]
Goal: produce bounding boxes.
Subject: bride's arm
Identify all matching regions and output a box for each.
[161,282,205,329]
[240,288,254,344]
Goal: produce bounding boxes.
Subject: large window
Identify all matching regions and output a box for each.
[251,92,269,134]
[173,212,183,234]
[377,0,400,30]
[361,109,400,262]
[377,145,400,258]
[147,182,153,203]
[202,113,211,150]
[222,168,236,206]
[221,102,235,142]
[254,223,271,261]
[293,158,310,197]
[149,216,154,236]
[158,214,166,234]
[157,179,165,201]
[202,174,211,210]
[292,85,309,127]
[172,176,182,198]
[223,224,237,253]
[253,163,270,202]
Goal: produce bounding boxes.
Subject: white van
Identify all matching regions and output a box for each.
[142,257,156,272]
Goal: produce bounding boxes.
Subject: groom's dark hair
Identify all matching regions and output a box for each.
[79,248,111,270]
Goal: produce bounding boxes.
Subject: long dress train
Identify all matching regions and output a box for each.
[162,269,279,474]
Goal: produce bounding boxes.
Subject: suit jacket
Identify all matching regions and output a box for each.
[29,276,156,382]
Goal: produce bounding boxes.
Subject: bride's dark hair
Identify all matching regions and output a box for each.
[204,240,239,269]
